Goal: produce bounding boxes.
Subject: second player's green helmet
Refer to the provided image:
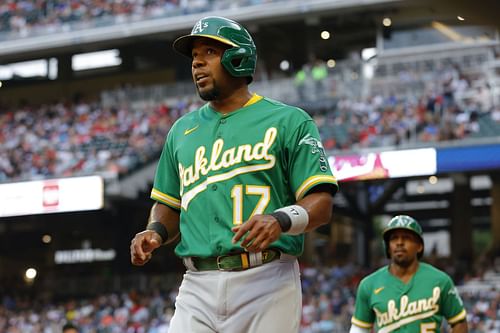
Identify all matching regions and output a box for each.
[383,215,424,259]
[173,16,257,83]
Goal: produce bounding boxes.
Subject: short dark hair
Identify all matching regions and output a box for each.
[62,322,79,332]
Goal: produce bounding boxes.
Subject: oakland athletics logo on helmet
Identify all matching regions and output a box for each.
[173,16,257,82]
[382,215,424,259]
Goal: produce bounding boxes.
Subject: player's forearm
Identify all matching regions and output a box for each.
[148,202,180,244]
[296,191,333,232]
[451,321,468,333]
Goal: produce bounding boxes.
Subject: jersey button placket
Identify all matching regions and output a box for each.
[212,185,219,224]
[217,118,226,138]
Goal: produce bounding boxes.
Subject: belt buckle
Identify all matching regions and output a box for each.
[216,255,232,271]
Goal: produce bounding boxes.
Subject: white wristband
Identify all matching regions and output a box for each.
[275,205,309,235]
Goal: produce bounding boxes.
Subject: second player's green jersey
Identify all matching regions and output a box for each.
[151,94,338,257]
[352,262,467,333]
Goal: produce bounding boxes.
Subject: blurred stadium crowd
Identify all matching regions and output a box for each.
[0,42,499,333]
[2,65,499,182]
[1,1,500,332]
[1,260,499,333]
[0,98,201,182]
[0,0,273,38]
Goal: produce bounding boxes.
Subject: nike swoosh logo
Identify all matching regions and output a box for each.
[184,125,199,135]
[374,287,385,295]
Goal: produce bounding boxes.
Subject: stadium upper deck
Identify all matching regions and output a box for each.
[0,0,499,183]
[0,0,402,62]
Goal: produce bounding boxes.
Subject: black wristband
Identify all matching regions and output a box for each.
[146,222,169,245]
[270,211,292,232]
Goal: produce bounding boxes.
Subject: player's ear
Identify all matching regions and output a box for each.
[417,242,424,257]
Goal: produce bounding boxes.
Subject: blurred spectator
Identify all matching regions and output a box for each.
[311,59,328,99]
[492,106,500,123]
[295,65,309,101]
[62,322,79,333]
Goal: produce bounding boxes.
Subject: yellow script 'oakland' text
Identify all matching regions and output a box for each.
[179,127,277,193]
[375,287,441,328]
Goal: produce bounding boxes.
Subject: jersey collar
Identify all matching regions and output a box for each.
[243,93,263,107]
[203,93,263,119]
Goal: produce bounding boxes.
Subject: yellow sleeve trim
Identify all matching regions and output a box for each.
[151,188,181,209]
[351,317,373,329]
[448,309,466,324]
[295,175,338,200]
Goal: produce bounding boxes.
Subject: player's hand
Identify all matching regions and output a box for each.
[130,230,162,266]
[231,214,282,253]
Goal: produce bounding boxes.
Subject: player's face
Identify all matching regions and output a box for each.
[191,38,233,101]
[388,229,423,267]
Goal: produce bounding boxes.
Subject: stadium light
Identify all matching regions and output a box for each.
[326,59,336,68]
[280,60,290,71]
[0,81,2,88]
[320,30,331,40]
[457,16,465,21]
[0,59,49,80]
[429,176,438,185]
[25,268,37,280]
[48,58,58,80]
[72,49,122,71]
[382,17,392,27]
[42,234,52,244]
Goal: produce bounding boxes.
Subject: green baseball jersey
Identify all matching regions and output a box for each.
[352,262,467,333]
[151,94,337,257]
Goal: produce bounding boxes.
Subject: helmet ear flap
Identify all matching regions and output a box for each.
[221,46,257,80]
[228,48,247,67]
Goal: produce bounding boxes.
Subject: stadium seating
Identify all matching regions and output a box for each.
[0,0,274,39]
[1,74,499,183]
[1,262,498,332]
[1,3,499,333]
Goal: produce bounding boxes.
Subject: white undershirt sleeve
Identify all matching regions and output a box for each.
[349,325,371,333]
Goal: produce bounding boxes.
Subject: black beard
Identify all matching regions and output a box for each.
[392,256,414,268]
[197,85,220,101]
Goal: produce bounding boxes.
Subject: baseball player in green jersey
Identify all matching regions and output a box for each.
[130,16,338,332]
[350,215,468,333]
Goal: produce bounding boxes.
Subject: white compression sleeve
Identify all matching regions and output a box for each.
[349,325,371,333]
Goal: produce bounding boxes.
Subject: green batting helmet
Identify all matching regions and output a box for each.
[173,16,257,82]
[383,215,424,259]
